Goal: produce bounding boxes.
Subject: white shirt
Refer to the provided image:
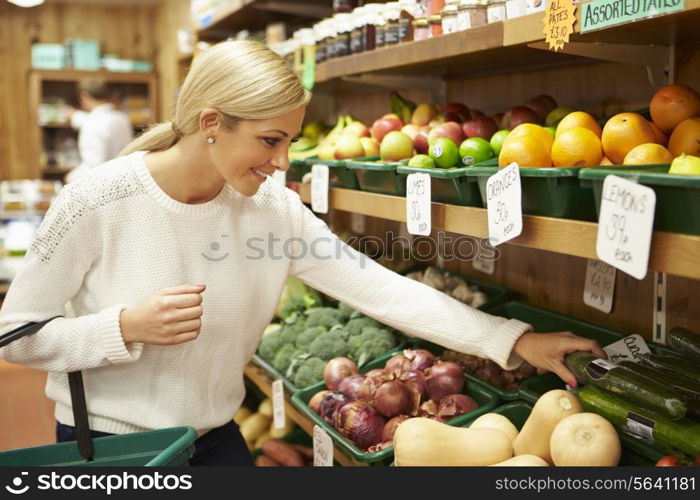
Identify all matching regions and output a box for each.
[66,104,133,183]
[0,152,530,436]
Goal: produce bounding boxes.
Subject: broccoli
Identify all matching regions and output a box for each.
[308,329,349,360]
[293,356,326,388]
[347,326,396,366]
[278,317,307,345]
[295,326,327,350]
[280,292,322,320]
[337,302,356,319]
[257,329,284,362]
[271,344,303,373]
[305,307,346,329]
[345,316,381,337]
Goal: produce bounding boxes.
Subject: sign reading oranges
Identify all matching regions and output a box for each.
[544,0,576,52]
[486,163,523,247]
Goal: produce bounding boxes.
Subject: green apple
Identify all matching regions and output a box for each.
[429,138,460,168]
[459,137,494,166]
[408,154,436,168]
[545,107,576,127]
[490,130,510,156]
[669,154,700,175]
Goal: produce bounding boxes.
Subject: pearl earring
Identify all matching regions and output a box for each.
[207,137,215,144]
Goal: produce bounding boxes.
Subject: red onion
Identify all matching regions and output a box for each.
[404,349,436,372]
[364,369,386,378]
[400,370,427,402]
[374,380,414,418]
[323,357,358,391]
[381,415,410,442]
[438,393,478,420]
[384,353,410,375]
[319,391,353,424]
[418,400,440,420]
[309,390,331,414]
[358,371,390,403]
[425,361,465,402]
[333,400,386,451]
[337,375,366,400]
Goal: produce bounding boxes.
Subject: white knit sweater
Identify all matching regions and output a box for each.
[0,151,531,436]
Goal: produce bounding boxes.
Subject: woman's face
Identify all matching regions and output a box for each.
[208,106,306,197]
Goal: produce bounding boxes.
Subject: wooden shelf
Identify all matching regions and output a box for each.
[243,363,365,467]
[197,0,332,40]
[31,69,156,84]
[297,184,700,281]
[316,2,700,83]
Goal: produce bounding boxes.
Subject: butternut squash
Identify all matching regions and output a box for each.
[491,455,549,466]
[470,413,519,444]
[258,398,273,418]
[233,406,252,425]
[269,415,295,439]
[550,413,621,466]
[240,413,272,449]
[394,417,513,466]
[513,390,582,465]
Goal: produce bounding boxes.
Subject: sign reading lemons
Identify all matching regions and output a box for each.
[581,0,684,33]
[544,0,576,52]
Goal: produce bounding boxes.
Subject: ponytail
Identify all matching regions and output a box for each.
[120,121,179,156]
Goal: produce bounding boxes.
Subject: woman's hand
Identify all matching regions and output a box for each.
[119,284,206,346]
[513,331,607,388]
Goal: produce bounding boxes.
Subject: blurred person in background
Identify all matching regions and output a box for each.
[65,79,133,183]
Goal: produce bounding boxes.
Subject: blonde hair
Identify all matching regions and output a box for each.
[122,40,311,155]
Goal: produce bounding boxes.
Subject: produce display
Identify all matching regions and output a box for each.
[234,399,297,451]
[442,349,536,391]
[307,349,487,453]
[254,439,314,467]
[403,266,489,308]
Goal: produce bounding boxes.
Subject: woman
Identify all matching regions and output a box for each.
[0,41,604,466]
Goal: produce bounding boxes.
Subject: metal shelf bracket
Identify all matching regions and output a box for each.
[528,41,676,88]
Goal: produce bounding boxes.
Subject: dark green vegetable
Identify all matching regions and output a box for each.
[618,361,700,400]
[578,385,700,457]
[639,353,700,381]
[565,352,687,420]
[667,327,700,364]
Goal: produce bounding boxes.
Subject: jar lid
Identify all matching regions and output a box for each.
[413,17,429,26]
[442,4,459,14]
[428,15,442,22]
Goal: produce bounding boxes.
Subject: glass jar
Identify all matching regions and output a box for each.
[314,23,327,63]
[459,0,488,29]
[325,19,338,59]
[441,2,460,34]
[428,15,442,37]
[376,5,387,48]
[364,3,383,51]
[413,17,429,40]
[487,0,506,23]
[384,2,401,45]
[427,0,446,15]
[334,13,352,57]
[399,0,417,42]
[333,0,358,14]
[350,6,366,54]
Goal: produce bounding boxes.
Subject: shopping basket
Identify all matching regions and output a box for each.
[0,319,197,466]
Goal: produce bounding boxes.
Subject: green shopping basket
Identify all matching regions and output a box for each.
[0,319,197,466]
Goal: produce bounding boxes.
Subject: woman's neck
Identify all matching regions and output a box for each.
[143,137,226,204]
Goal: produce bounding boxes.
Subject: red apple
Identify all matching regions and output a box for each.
[371,117,403,143]
[442,111,463,123]
[413,126,430,154]
[524,94,558,121]
[382,113,403,123]
[334,135,365,159]
[470,109,485,118]
[462,115,499,140]
[502,106,541,130]
[491,113,505,128]
[439,102,470,121]
[359,137,380,157]
[342,121,370,138]
[428,121,465,146]
[411,103,439,126]
[401,124,421,140]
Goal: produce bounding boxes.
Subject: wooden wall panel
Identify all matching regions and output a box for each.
[0,0,158,180]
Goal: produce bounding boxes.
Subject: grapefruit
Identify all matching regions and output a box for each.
[551,127,603,167]
[556,111,602,138]
[601,113,656,164]
[623,143,674,165]
[650,84,700,134]
[668,117,700,157]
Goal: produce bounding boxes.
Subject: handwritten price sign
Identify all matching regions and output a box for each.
[486,163,523,246]
[544,0,576,52]
[406,173,431,236]
[583,259,616,313]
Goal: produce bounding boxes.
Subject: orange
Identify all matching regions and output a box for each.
[648,121,668,146]
[623,143,674,165]
[556,111,602,138]
[505,123,554,152]
[600,156,613,166]
[668,117,700,157]
[551,127,603,167]
[601,113,656,165]
[499,135,552,167]
[650,84,700,134]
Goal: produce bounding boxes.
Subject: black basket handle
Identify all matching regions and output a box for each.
[0,317,94,461]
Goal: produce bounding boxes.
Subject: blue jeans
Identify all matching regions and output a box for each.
[56,420,254,466]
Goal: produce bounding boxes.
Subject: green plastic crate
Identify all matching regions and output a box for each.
[396,165,482,206]
[287,157,314,182]
[0,426,197,466]
[486,301,674,404]
[465,159,597,221]
[306,156,380,189]
[579,165,700,235]
[291,351,500,464]
[346,160,406,196]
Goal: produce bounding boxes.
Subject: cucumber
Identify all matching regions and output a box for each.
[578,385,700,457]
[565,352,687,420]
[667,327,700,363]
[618,361,700,400]
[639,353,700,381]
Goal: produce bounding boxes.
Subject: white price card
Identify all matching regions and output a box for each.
[406,173,431,236]
[486,163,523,246]
[473,253,496,275]
[595,175,656,280]
[271,379,286,430]
[583,259,616,313]
[272,169,286,186]
[603,334,651,364]
[313,425,334,467]
[311,164,329,214]
[350,213,366,234]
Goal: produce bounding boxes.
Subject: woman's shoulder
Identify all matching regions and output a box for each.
[64,153,148,206]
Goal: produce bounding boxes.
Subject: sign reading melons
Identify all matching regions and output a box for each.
[544,0,576,52]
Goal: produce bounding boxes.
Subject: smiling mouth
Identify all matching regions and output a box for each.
[201,252,231,262]
[251,168,272,182]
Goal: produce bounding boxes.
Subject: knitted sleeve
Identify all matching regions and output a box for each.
[287,201,532,370]
[0,183,143,372]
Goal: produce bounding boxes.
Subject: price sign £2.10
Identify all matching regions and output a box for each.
[486,163,523,247]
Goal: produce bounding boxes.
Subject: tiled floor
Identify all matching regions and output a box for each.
[0,359,55,451]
